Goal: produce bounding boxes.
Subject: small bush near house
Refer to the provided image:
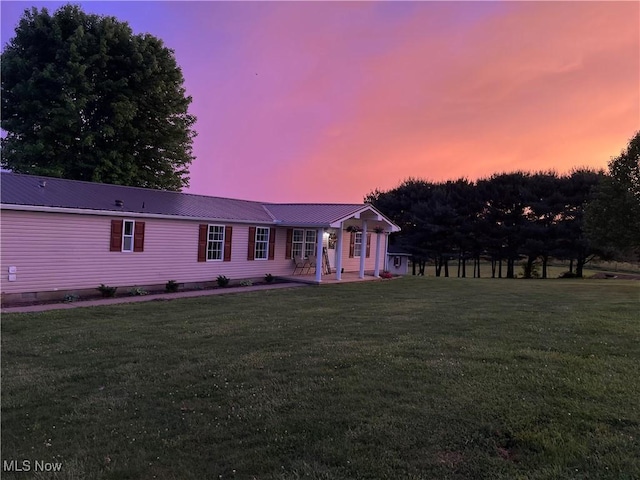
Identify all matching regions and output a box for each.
[97,284,117,298]
[165,280,179,293]
[63,293,80,303]
[217,275,230,288]
[129,286,149,296]
[265,273,275,284]
[379,271,393,279]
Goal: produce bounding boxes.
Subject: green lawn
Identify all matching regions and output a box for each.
[2,278,639,479]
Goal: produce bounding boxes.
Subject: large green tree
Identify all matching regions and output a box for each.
[1,4,196,191]
[585,132,640,256]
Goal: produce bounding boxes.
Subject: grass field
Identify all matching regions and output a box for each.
[408,259,640,279]
[2,278,639,479]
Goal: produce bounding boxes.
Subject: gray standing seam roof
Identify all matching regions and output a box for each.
[263,203,365,226]
[1,173,273,222]
[1,173,384,227]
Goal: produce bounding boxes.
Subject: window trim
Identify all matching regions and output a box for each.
[353,231,363,257]
[110,219,144,253]
[254,227,270,260]
[304,230,317,259]
[291,228,317,259]
[206,224,226,262]
[122,220,135,252]
[292,229,304,259]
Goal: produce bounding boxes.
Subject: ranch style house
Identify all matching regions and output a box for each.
[1,173,400,304]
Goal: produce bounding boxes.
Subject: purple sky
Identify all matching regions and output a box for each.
[2,1,639,202]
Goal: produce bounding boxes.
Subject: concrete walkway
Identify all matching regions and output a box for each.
[1,282,308,314]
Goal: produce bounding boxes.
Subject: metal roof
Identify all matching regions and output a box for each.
[263,203,365,226]
[1,173,273,222]
[1,173,400,230]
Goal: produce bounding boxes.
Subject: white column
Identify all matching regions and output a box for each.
[384,233,390,271]
[359,220,367,279]
[335,226,343,281]
[374,232,382,277]
[315,228,323,283]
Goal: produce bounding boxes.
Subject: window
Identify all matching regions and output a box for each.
[290,229,317,259]
[122,220,134,252]
[348,231,370,258]
[305,230,317,258]
[207,225,225,261]
[292,229,304,258]
[353,232,363,257]
[255,227,269,260]
[110,219,145,252]
[198,224,232,262]
[248,226,274,260]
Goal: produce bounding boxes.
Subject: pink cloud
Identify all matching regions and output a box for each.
[2,2,637,203]
[214,2,637,202]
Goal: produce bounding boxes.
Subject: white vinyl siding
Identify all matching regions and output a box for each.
[0,212,380,296]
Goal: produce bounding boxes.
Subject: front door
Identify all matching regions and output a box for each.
[327,231,337,272]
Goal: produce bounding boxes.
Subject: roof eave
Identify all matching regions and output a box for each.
[274,221,330,229]
[0,204,276,225]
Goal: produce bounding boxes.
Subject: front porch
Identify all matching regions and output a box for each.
[278,271,383,285]
[273,202,400,283]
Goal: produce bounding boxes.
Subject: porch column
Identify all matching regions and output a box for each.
[315,228,323,283]
[374,232,382,277]
[335,226,343,281]
[359,220,367,279]
[384,233,390,271]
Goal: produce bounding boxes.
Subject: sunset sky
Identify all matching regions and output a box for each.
[2,1,638,203]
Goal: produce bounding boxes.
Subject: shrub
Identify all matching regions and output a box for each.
[97,284,117,298]
[129,286,149,296]
[265,273,274,284]
[217,275,230,288]
[165,280,179,293]
[379,271,393,279]
[64,293,80,303]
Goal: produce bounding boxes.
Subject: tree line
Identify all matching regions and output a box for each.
[366,133,640,279]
